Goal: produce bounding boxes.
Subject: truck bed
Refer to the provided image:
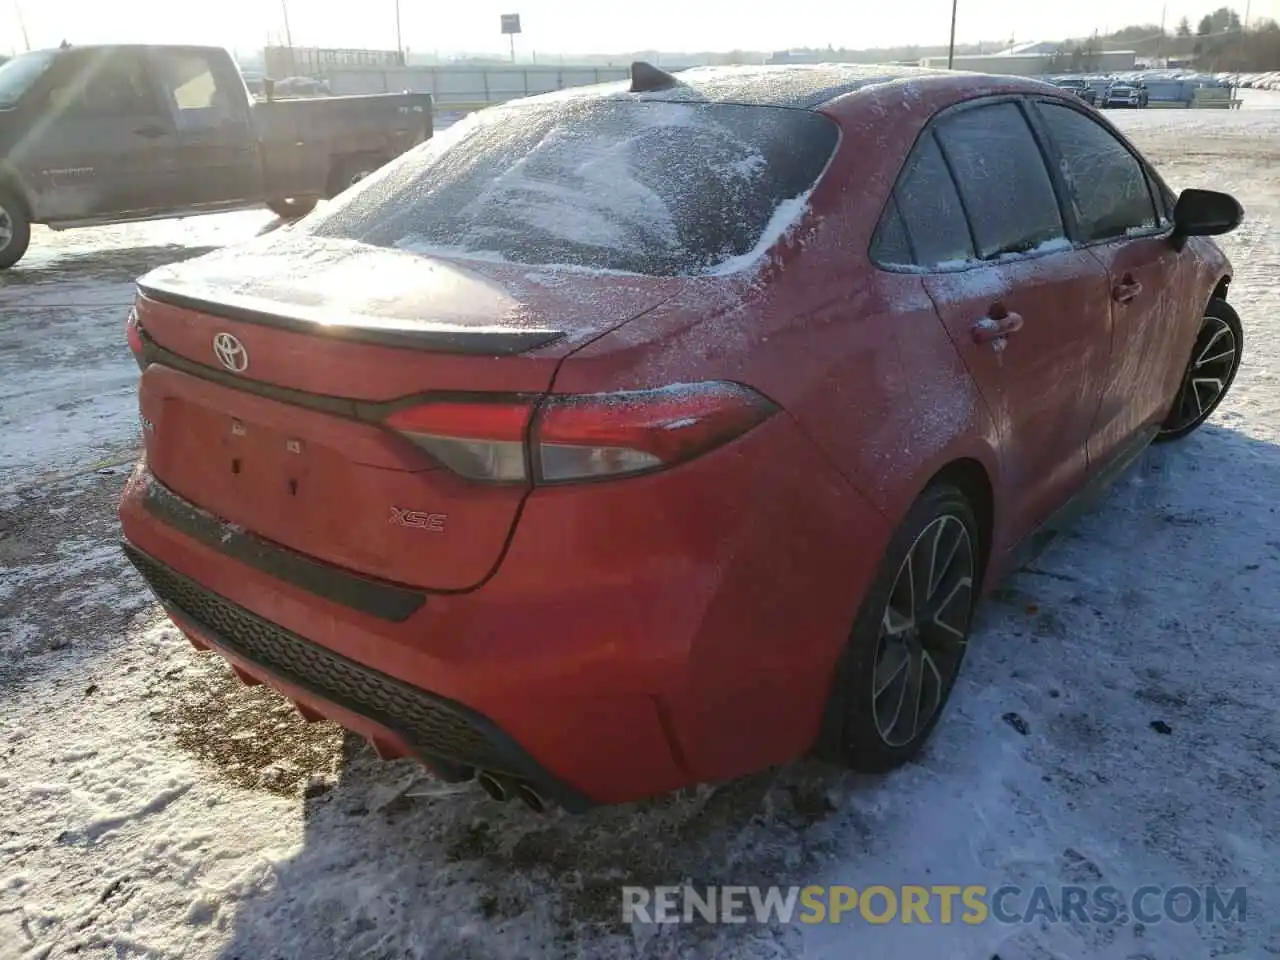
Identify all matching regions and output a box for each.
[254,93,433,202]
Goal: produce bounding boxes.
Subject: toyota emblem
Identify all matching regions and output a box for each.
[212,332,248,373]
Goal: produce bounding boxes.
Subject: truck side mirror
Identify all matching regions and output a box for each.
[262,77,276,101]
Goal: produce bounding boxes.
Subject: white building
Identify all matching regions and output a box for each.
[921,41,1137,76]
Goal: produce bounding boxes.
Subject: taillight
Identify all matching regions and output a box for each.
[383,382,777,484]
[383,400,531,482]
[535,382,776,482]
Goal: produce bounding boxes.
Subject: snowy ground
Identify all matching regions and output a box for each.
[0,213,281,496]
[2,102,1280,959]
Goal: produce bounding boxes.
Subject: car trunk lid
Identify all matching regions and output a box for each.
[134,238,683,591]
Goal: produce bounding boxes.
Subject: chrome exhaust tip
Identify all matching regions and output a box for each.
[515,782,547,813]
[476,771,512,802]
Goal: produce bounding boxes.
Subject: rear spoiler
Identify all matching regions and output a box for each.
[136,281,564,356]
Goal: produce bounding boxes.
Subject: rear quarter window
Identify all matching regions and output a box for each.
[306,99,839,277]
[869,196,912,265]
[879,132,975,268]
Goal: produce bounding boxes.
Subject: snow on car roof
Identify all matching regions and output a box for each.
[522,63,950,111]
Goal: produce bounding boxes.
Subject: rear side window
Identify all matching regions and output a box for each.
[306,99,839,277]
[1035,102,1158,242]
[889,133,974,267]
[152,49,239,128]
[935,102,1065,259]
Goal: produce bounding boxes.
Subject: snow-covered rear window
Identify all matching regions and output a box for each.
[305,99,838,276]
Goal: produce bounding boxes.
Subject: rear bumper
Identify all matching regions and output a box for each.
[122,541,593,811]
[119,413,890,805]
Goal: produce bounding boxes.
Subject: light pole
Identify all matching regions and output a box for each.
[13,0,31,51]
[280,0,295,74]
[395,0,403,63]
[1157,3,1166,63]
[280,0,294,47]
[1236,0,1251,95]
[948,0,958,69]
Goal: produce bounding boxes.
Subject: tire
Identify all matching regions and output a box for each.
[326,155,384,199]
[266,197,317,220]
[0,190,32,269]
[1155,298,1244,443]
[829,483,981,773]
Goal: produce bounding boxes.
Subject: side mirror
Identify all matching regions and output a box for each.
[1173,188,1243,246]
[262,77,276,101]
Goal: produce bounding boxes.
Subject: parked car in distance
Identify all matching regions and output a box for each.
[273,75,332,98]
[1085,76,1113,103]
[0,44,432,268]
[1049,76,1098,105]
[1104,79,1147,107]
[120,64,1243,811]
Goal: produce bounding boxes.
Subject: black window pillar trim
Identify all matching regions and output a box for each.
[1020,96,1087,244]
[929,126,982,260]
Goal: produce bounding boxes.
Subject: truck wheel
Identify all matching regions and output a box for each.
[326,156,384,198]
[266,198,317,220]
[0,191,31,269]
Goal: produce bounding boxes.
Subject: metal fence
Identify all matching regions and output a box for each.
[323,64,641,111]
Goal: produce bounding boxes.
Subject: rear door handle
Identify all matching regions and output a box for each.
[971,311,1024,343]
[134,124,168,138]
[1112,277,1143,303]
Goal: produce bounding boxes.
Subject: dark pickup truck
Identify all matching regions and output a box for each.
[0,44,432,268]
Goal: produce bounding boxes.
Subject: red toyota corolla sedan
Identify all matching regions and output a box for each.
[119,63,1244,811]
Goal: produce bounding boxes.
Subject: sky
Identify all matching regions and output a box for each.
[4,0,1280,59]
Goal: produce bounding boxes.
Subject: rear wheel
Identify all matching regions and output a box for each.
[1156,299,1243,442]
[326,155,384,198]
[0,190,32,269]
[266,197,317,220]
[832,483,980,772]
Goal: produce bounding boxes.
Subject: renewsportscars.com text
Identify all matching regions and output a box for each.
[622,884,1247,926]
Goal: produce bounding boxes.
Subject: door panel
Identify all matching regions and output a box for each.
[924,100,1114,545]
[18,49,169,221]
[923,253,1113,544]
[1028,99,1196,469]
[871,97,1122,553]
[1086,238,1193,466]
